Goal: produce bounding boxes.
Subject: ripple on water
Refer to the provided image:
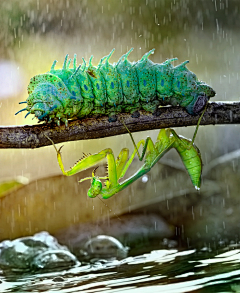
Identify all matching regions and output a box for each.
[1,247,240,292]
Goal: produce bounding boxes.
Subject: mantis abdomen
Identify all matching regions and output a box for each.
[173,137,202,189]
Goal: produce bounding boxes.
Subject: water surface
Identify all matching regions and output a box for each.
[2,247,240,292]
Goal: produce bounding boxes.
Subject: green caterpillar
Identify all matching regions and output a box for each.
[16,48,215,126]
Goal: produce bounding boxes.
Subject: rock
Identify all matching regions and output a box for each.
[32,249,79,270]
[0,231,79,271]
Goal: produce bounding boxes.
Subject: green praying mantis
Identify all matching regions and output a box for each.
[46,110,205,199]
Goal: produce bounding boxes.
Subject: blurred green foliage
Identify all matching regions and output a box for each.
[0,179,25,198]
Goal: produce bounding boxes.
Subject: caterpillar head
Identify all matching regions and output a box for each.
[172,61,215,114]
[23,73,71,125]
[16,55,82,126]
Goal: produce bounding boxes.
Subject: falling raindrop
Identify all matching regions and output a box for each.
[141,175,148,183]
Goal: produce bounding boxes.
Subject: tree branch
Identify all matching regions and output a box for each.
[1,101,240,149]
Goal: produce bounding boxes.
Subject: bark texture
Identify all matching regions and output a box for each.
[1,101,239,149]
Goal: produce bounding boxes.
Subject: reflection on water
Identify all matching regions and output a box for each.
[2,247,240,292]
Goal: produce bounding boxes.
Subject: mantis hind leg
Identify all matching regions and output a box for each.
[191,101,208,145]
[121,119,158,160]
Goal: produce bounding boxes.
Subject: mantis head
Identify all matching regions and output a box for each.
[87,177,103,198]
[80,168,107,198]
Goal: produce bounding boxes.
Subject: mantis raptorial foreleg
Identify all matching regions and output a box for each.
[45,135,114,177]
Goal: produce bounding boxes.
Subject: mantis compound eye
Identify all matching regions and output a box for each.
[87,177,102,198]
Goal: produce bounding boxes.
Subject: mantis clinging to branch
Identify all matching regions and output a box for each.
[46,110,204,199]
